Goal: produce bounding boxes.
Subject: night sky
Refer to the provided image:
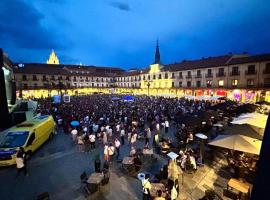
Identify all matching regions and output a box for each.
[1,0,270,69]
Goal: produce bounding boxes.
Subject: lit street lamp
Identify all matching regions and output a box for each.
[147,81,151,96]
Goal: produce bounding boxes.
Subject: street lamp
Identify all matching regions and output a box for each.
[146,81,152,96]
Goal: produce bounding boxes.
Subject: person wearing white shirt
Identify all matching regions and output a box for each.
[114,138,121,159]
[89,133,96,149]
[131,133,137,146]
[71,129,78,142]
[165,120,169,133]
[142,174,151,200]
[120,129,125,145]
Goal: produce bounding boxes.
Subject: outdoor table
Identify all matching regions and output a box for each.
[227,178,250,194]
[87,172,104,185]
[150,183,166,197]
[122,156,134,165]
[143,148,154,155]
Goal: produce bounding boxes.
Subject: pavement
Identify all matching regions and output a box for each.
[0,125,233,200]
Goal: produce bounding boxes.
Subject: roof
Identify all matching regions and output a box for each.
[165,55,232,71]
[228,54,270,65]
[14,63,125,77]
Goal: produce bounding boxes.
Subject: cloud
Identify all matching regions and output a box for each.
[0,0,64,50]
[108,1,131,11]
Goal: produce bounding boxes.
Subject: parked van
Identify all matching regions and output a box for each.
[0,115,56,166]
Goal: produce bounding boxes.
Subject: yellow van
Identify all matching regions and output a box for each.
[0,115,56,166]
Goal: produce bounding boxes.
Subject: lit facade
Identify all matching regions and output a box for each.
[10,48,270,102]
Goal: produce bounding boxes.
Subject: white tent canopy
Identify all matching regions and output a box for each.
[208,134,262,155]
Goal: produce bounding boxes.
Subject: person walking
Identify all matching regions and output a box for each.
[71,128,78,142]
[15,147,28,177]
[103,131,108,144]
[77,134,84,152]
[145,128,151,147]
[114,138,121,160]
[165,120,169,133]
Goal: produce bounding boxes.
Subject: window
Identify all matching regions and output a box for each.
[153,75,156,80]
[23,83,28,89]
[159,74,162,79]
[265,63,270,73]
[165,73,168,79]
[22,75,27,81]
[179,72,182,78]
[42,75,46,80]
[101,78,103,82]
[172,82,174,87]
[187,71,191,76]
[207,69,212,74]
[232,79,238,86]
[187,81,191,87]
[179,81,182,87]
[197,70,201,76]
[196,81,201,87]
[247,79,254,86]
[26,133,35,146]
[218,80,224,87]
[148,75,150,80]
[218,68,224,73]
[248,65,255,73]
[33,75,37,81]
[143,75,145,80]
[232,66,239,75]
[171,73,175,78]
[207,80,212,87]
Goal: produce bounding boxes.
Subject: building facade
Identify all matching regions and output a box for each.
[10,47,270,102]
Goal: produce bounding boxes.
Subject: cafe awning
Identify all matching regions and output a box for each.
[231,112,268,129]
[208,134,262,155]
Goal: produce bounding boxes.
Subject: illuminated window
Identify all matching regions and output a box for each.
[232,79,238,86]
[165,73,168,79]
[247,79,254,86]
[207,80,212,87]
[218,80,224,87]
[159,74,161,79]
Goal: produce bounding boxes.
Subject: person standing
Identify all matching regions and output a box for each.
[15,147,28,177]
[142,174,151,200]
[145,128,151,147]
[77,134,84,152]
[120,128,125,145]
[108,143,115,162]
[131,132,137,146]
[89,133,96,149]
[104,144,109,162]
[71,128,78,142]
[103,131,108,145]
[165,120,169,133]
[114,138,121,160]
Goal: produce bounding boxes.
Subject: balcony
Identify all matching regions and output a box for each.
[230,71,240,76]
[195,74,202,78]
[263,83,270,88]
[42,78,48,82]
[186,75,192,79]
[179,75,183,79]
[22,78,28,81]
[205,73,213,78]
[216,72,226,77]
[263,70,270,74]
[32,78,38,81]
[245,70,257,75]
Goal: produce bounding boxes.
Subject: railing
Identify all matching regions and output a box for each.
[179,75,183,79]
[42,78,48,81]
[195,74,202,78]
[205,73,213,78]
[230,71,240,76]
[216,72,226,77]
[245,70,257,75]
[186,75,192,79]
[32,78,38,81]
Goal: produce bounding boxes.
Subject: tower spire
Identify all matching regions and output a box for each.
[154,39,160,64]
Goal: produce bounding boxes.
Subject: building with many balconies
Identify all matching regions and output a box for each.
[8,45,270,102]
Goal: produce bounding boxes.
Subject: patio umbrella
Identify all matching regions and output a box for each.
[112,97,121,101]
[231,113,268,129]
[70,120,79,127]
[208,134,262,155]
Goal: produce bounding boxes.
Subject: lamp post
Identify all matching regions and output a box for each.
[147,81,151,96]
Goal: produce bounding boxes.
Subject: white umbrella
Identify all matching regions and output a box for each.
[213,123,223,127]
[195,133,208,140]
[231,115,267,129]
[208,134,262,155]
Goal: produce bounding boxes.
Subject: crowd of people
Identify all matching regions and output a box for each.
[34,94,257,199]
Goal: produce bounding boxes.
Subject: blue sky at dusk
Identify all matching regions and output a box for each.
[1,0,270,69]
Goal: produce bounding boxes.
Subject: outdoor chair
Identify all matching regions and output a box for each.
[80,172,88,183]
[86,183,99,194]
[101,171,110,185]
[36,192,50,200]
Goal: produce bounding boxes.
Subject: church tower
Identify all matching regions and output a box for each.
[46,50,59,64]
[154,40,160,64]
